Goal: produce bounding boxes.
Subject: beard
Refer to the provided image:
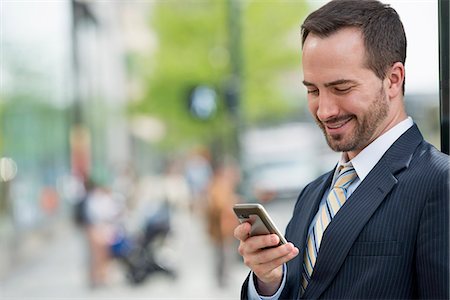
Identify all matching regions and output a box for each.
[316,87,389,153]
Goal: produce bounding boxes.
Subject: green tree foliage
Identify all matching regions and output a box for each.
[130,0,230,150]
[130,0,308,149]
[243,1,308,123]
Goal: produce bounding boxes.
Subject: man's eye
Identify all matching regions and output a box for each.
[335,87,351,93]
[307,89,319,95]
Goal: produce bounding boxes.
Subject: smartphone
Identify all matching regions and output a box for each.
[233,203,287,246]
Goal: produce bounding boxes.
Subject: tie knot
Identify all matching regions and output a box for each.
[334,164,357,189]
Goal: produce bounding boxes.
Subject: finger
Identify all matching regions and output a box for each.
[253,242,297,265]
[253,244,299,276]
[263,244,299,270]
[242,237,290,268]
[234,222,251,241]
[245,234,281,252]
[239,234,279,261]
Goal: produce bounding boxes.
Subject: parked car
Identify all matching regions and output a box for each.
[239,122,334,203]
[242,156,319,203]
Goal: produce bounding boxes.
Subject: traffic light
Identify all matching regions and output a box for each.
[187,85,218,120]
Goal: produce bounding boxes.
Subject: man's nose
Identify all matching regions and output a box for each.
[316,92,340,121]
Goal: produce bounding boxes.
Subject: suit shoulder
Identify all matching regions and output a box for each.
[415,141,450,173]
[409,141,449,196]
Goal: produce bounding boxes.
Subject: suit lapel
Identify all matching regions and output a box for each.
[289,172,334,251]
[302,125,423,299]
[281,172,333,299]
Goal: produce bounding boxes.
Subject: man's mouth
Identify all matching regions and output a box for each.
[323,116,354,132]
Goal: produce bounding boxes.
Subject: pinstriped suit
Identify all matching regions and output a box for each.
[241,125,449,299]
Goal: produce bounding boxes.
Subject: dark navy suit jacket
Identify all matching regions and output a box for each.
[241,125,449,299]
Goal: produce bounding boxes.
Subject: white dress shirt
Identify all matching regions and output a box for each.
[248,117,414,300]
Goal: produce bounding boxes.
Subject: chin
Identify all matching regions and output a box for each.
[327,137,356,153]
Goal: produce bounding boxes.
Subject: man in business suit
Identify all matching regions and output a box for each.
[234,0,449,299]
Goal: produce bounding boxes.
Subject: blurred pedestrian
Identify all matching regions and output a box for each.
[73,178,94,228]
[206,161,240,287]
[162,158,190,210]
[184,147,213,214]
[84,180,125,288]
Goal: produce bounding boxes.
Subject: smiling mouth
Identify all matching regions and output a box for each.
[323,116,353,130]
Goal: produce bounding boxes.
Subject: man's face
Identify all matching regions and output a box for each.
[302,27,392,159]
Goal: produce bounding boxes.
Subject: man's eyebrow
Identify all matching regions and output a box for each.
[324,79,357,87]
[302,80,315,87]
[302,79,357,87]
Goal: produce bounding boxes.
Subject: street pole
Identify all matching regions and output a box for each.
[70,0,97,182]
[438,0,449,154]
[226,0,243,161]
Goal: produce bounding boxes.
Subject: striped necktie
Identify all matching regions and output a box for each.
[301,163,357,292]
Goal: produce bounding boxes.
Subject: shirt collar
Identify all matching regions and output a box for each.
[337,117,414,181]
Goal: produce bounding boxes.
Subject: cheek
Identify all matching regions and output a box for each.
[338,94,365,115]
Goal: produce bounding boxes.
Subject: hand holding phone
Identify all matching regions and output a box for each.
[233,203,299,295]
[233,203,287,246]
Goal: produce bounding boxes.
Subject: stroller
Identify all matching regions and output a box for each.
[110,202,176,284]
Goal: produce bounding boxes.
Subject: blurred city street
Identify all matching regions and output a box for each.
[0,199,296,300]
[1,208,245,299]
[0,3,327,298]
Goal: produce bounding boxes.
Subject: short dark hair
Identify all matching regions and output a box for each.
[301,0,407,91]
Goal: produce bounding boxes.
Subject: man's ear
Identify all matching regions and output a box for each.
[386,62,405,99]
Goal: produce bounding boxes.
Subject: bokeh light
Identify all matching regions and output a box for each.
[0,157,18,182]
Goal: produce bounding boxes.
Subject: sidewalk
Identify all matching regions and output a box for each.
[0,207,249,299]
